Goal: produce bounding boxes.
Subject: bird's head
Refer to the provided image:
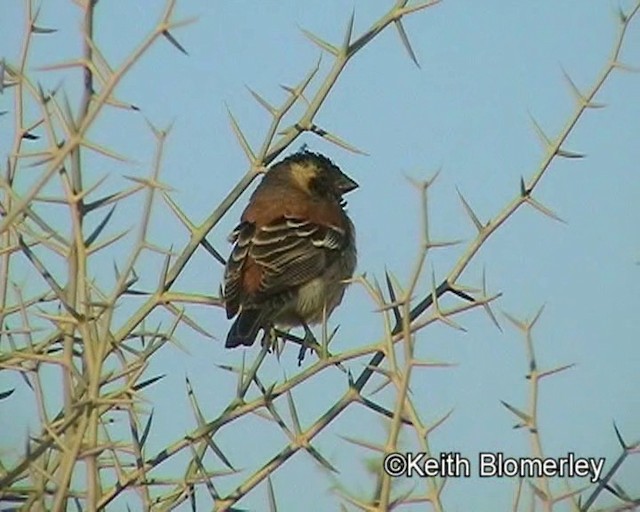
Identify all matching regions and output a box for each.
[273,150,358,201]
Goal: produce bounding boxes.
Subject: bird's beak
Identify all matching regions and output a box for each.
[337,173,359,194]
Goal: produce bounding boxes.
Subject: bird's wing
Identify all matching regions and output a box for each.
[252,216,347,293]
[223,216,348,317]
[224,220,254,318]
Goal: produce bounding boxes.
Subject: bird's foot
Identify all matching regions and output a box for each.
[297,323,317,366]
[260,325,278,353]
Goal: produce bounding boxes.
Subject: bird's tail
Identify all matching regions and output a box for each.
[225,309,266,348]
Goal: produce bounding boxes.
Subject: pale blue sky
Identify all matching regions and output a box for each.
[1,1,639,511]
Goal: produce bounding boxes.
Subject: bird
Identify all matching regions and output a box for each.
[223,150,358,350]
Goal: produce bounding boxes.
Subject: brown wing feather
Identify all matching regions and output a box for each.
[223,221,255,318]
[252,217,345,296]
[223,215,348,316]
[224,184,351,318]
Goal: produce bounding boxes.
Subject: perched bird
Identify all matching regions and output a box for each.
[223,150,358,349]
